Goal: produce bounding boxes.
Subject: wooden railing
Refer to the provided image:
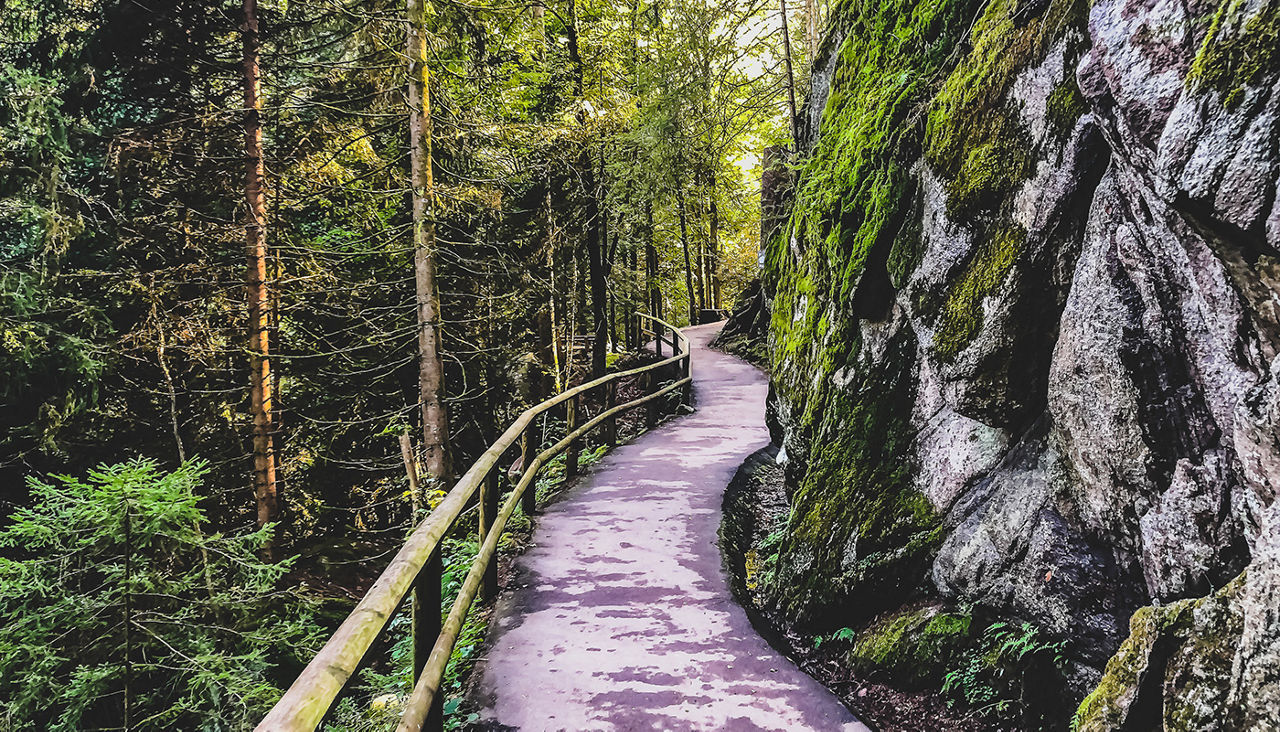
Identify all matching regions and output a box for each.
[256,314,690,732]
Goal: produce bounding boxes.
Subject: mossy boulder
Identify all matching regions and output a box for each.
[846,607,975,688]
[1074,575,1245,731]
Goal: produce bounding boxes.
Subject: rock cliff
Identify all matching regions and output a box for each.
[761,0,1280,724]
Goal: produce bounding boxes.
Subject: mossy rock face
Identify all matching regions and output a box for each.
[924,0,1085,217]
[847,607,975,688]
[762,0,987,626]
[1189,0,1280,108]
[764,0,1093,627]
[1046,75,1088,136]
[1073,574,1245,731]
[765,324,939,626]
[920,0,1089,361]
[932,225,1026,360]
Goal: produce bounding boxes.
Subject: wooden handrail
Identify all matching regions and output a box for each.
[257,313,691,732]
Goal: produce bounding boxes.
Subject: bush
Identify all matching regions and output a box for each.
[0,459,322,731]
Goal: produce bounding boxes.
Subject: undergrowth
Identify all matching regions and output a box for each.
[941,621,1067,726]
[814,612,1068,727]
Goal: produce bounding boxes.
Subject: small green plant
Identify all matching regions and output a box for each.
[814,626,856,649]
[941,621,1067,723]
[752,528,787,591]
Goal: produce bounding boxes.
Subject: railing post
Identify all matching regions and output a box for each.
[655,324,663,357]
[683,353,692,406]
[520,424,537,515]
[480,470,499,600]
[605,380,618,447]
[566,394,580,477]
[412,546,443,731]
[644,372,657,429]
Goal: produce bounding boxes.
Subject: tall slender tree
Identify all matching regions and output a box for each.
[779,0,800,145]
[408,0,450,481]
[243,0,278,531]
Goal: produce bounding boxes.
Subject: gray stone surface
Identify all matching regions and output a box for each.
[764,0,1280,720]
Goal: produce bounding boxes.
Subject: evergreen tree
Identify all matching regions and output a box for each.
[0,459,321,730]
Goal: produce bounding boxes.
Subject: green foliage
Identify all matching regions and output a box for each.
[0,459,322,731]
[814,626,856,648]
[942,621,1067,724]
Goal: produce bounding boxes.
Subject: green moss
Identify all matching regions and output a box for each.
[843,610,1071,723]
[1046,75,1088,136]
[1189,0,1280,107]
[925,0,1084,215]
[1072,606,1173,730]
[886,182,924,287]
[848,608,975,686]
[933,225,1025,359]
[1073,575,1245,732]
[785,0,983,318]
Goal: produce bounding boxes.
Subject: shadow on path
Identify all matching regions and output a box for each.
[472,323,867,732]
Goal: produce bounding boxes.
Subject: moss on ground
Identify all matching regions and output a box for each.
[847,608,975,687]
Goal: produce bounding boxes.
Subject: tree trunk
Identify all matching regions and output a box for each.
[627,242,639,349]
[546,192,563,393]
[588,166,606,377]
[693,193,707,314]
[807,0,822,58]
[243,0,278,532]
[566,0,608,379]
[676,183,696,325]
[646,201,660,320]
[533,2,546,54]
[708,167,721,309]
[779,0,800,146]
[408,0,450,482]
[605,207,618,355]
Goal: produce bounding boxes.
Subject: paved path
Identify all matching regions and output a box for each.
[474,323,866,731]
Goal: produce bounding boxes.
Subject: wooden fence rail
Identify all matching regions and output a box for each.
[256,313,690,732]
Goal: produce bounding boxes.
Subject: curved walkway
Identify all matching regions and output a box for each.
[474,323,866,731]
